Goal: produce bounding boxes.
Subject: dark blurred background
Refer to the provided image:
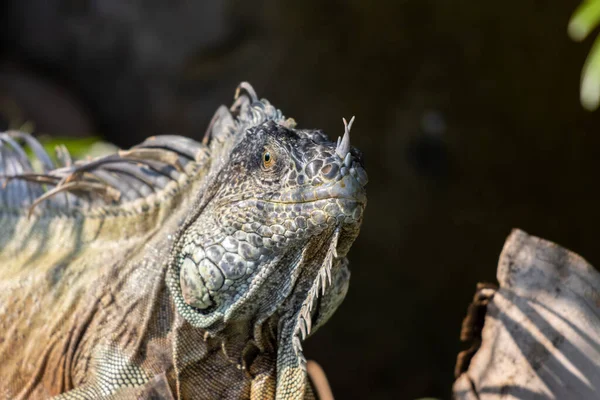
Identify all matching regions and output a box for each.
[1,1,599,399]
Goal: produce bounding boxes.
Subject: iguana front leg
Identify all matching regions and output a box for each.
[244,343,317,400]
[275,357,310,400]
[250,352,316,400]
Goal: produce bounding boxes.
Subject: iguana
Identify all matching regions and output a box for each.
[0,83,368,400]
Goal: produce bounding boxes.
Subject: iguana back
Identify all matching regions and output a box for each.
[0,83,367,400]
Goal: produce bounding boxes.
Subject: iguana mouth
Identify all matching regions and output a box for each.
[274,173,367,205]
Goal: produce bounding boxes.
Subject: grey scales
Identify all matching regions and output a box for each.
[0,82,367,400]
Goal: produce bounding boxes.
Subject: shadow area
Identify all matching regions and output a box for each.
[476,292,600,399]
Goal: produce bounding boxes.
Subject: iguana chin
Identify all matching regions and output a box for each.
[0,82,367,400]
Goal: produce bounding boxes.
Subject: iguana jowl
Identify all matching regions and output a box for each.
[0,83,367,399]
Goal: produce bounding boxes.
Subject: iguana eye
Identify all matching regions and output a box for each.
[262,149,275,169]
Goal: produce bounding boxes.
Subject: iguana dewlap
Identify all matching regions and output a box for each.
[0,83,367,400]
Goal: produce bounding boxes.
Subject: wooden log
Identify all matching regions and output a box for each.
[453,229,600,399]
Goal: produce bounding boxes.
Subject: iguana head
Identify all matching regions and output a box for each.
[168,84,367,347]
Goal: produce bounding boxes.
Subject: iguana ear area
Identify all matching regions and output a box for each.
[225,123,289,174]
[203,83,293,174]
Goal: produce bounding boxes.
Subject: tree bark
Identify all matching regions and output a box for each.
[453,229,600,399]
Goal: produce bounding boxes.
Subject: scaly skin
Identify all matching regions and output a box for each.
[0,83,367,399]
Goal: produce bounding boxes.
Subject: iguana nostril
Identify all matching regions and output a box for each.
[321,164,339,180]
[305,160,323,178]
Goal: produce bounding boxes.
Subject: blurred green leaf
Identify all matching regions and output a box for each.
[569,0,600,42]
[37,136,100,156]
[580,34,600,110]
[25,136,118,165]
[570,0,600,110]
